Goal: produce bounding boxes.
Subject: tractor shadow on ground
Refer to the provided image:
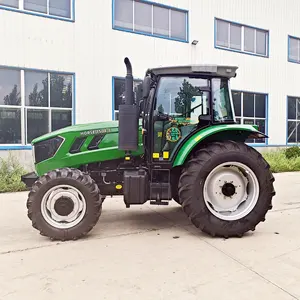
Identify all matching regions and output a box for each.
[88,202,256,241]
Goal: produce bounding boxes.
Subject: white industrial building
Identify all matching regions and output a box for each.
[0,0,300,170]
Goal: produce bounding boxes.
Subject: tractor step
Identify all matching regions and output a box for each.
[150,200,169,206]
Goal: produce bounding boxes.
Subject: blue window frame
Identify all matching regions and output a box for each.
[112,0,189,43]
[0,66,75,149]
[232,90,268,144]
[215,18,269,57]
[112,76,142,120]
[287,96,300,144]
[288,35,300,64]
[0,0,75,22]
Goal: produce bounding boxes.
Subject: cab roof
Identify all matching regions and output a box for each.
[148,64,238,78]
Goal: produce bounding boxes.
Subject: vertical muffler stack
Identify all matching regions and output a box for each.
[118,57,139,152]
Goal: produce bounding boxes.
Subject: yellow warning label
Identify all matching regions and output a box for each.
[194,135,201,142]
[158,131,163,137]
[163,151,169,159]
[153,153,160,158]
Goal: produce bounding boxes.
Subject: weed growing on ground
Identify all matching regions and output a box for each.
[0,152,27,193]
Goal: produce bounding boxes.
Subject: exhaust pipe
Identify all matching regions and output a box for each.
[118,57,139,152]
[124,57,134,105]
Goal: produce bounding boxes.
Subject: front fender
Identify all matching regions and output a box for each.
[172,124,267,167]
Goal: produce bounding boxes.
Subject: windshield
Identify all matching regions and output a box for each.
[155,76,235,123]
[155,77,210,123]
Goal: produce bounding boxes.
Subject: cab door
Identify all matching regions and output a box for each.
[151,76,211,163]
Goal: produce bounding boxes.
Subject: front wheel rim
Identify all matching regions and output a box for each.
[203,162,260,221]
[41,184,87,229]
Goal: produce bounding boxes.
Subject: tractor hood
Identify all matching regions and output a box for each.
[31,120,142,145]
[31,119,144,176]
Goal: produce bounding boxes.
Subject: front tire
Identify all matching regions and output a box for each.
[27,168,103,241]
[178,141,275,238]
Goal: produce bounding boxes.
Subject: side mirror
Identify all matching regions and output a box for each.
[142,76,151,99]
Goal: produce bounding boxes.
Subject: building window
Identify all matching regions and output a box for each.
[0,67,74,146]
[112,77,142,120]
[215,18,269,57]
[113,0,188,42]
[287,96,300,143]
[0,0,73,19]
[232,91,267,144]
[288,36,300,64]
[0,0,19,8]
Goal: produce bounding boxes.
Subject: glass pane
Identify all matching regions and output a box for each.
[25,71,48,107]
[297,98,300,120]
[243,92,254,117]
[244,118,255,143]
[212,78,234,122]
[256,30,267,55]
[230,24,241,50]
[50,73,72,108]
[288,97,297,120]
[216,19,229,47]
[288,121,296,143]
[133,80,143,104]
[49,0,70,18]
[0,68,21,106]
[297,122,300,143]
[243,118,254,126]
[153,5,169,37]
[0,108,21,144]
[134,1,152,34]
[114,0,133,30]
[170,9,186,40]
[0,0,18,8]
[232,90,241,116]
[255,94,266,118]
[289,37,299,61]
[26,109,49,143]
[24,0,47,13]
[51,110,72,131]
[156,77,209,118]
[255,119,266,143]
[244,27,255,52]
[114,78,142,111]
[235,117,241,124]
[114,78,125,111]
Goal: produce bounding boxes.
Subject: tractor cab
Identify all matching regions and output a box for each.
[119,61,238,165]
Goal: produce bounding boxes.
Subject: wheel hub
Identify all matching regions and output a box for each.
[203,162,259,221]
[54,197,74,216]
[221,182,236,197]
[41,185,87,229]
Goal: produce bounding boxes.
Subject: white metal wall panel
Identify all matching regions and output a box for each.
[0,0,300,159]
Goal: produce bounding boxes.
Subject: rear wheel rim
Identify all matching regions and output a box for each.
[41,184,87,229]
[203,162,259,221]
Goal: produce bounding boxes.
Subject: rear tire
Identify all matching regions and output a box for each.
[26,168,103,241]
[178,141,275,238]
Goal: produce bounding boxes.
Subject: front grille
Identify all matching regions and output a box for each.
[34,136,64,164]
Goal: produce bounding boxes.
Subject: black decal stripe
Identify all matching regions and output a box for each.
[87,134,105,150]
[69,137,87,154]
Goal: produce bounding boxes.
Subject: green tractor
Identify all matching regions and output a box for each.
[21,58,275,241]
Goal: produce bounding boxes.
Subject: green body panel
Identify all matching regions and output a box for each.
[172,124,260,167]
[32,116,261,177]
[33,120,144,176]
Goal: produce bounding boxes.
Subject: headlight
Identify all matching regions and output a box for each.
[33,136,64,164]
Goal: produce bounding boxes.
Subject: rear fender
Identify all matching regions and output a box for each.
[172,125,267,167]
